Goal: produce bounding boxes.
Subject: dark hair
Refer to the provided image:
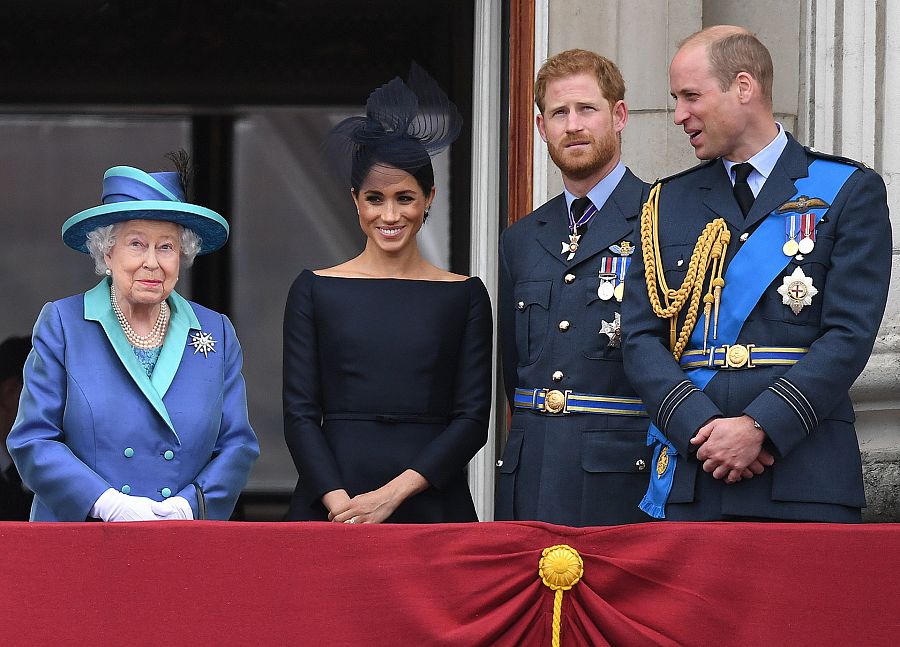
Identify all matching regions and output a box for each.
[0,336,31,382]
[325,63,459,198]
[350,150,435,195]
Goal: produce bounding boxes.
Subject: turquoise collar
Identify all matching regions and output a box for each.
[84,278,200,442]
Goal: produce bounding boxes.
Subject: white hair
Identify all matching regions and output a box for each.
[85,222,203,275]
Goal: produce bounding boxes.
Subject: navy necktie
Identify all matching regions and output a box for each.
[732,162,755,217]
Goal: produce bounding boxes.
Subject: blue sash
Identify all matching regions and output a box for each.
[640,159,857,518]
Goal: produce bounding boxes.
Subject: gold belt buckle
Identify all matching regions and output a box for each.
[542,389,569,414]
[723,344,755,369]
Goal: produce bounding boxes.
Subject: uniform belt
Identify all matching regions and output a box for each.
[513,388,647,416]
[679,345,808,370]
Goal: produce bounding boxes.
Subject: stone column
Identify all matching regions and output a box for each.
[796,0,900,521]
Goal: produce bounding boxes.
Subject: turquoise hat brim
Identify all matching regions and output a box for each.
[62,201,229,255]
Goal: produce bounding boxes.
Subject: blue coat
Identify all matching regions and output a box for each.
[621,135,891,521]
[495,169,654,526]
[8,279,260,521]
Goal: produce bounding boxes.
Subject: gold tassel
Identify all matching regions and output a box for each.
[702,295,713,351]
[539,545,584,647]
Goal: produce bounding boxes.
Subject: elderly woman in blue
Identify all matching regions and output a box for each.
[7,161,259,521]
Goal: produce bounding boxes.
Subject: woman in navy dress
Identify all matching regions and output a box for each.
[283,65,492,523]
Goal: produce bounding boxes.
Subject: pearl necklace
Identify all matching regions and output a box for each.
[110,283,169,349]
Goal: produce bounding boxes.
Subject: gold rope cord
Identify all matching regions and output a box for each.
[539,545,584,647]
[640,183,731,359]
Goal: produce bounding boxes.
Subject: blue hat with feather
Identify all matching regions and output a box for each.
[62,163,229,255]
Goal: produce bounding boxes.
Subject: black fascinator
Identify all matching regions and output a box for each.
[323,63,463,191]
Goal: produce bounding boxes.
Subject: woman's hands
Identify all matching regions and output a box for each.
[323,470,429,524]
[91,489,194,521]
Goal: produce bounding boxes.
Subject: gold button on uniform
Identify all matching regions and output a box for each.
[552,370,564,382]
[558,320,570,332]
[635,459,647,471]
[564,273,576,284]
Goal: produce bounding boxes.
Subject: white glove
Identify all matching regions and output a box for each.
[150,496,194,520]
[90,488,163,522]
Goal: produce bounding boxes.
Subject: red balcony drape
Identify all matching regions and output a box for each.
[2,521,898,646]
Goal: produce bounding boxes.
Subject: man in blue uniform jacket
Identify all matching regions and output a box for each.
[621,26,891,522]
[495,50,653,526]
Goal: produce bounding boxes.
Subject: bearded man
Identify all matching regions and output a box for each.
[495,49,653,526]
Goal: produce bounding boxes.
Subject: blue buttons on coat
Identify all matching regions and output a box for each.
[121,485,131,494]
[164,450,174,461]
[123,447,134,458]
[161,487,172,498]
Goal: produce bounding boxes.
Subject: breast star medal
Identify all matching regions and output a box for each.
[777,267,818,315]
[599,312,621,348]
[189,331,217,358]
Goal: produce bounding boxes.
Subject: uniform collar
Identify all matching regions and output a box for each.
[721,123,788,195]
[563,160,627,215]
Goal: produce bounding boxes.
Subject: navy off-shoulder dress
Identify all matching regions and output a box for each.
[283,270,492,522]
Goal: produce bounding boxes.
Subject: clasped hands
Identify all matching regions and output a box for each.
[92,488,194,522]
[324,487,400,525]
[323,469,429,524]
[690,415,775,484]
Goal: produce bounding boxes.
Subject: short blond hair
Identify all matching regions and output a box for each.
[534,49,625,113]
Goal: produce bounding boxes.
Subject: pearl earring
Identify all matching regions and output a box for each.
[105,268,112,276]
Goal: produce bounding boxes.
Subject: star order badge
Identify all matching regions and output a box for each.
[599,312,621,348]
[189,331,217,358]
[777,267,818,315]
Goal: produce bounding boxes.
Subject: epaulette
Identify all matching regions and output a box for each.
[804,146,872,170]
[652,158,719,186]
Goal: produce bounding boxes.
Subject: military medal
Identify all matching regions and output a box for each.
[598,251,632,302]
[597,274,615,300]
[613,244,631,302]
[563,199,598,261]
[798,213,815,254]
[189,330,217,358]
[561,233,581,261]
[777,266,818,315]
[599,312,621,348]
[778,195,830,257]
[782,215,800,256]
